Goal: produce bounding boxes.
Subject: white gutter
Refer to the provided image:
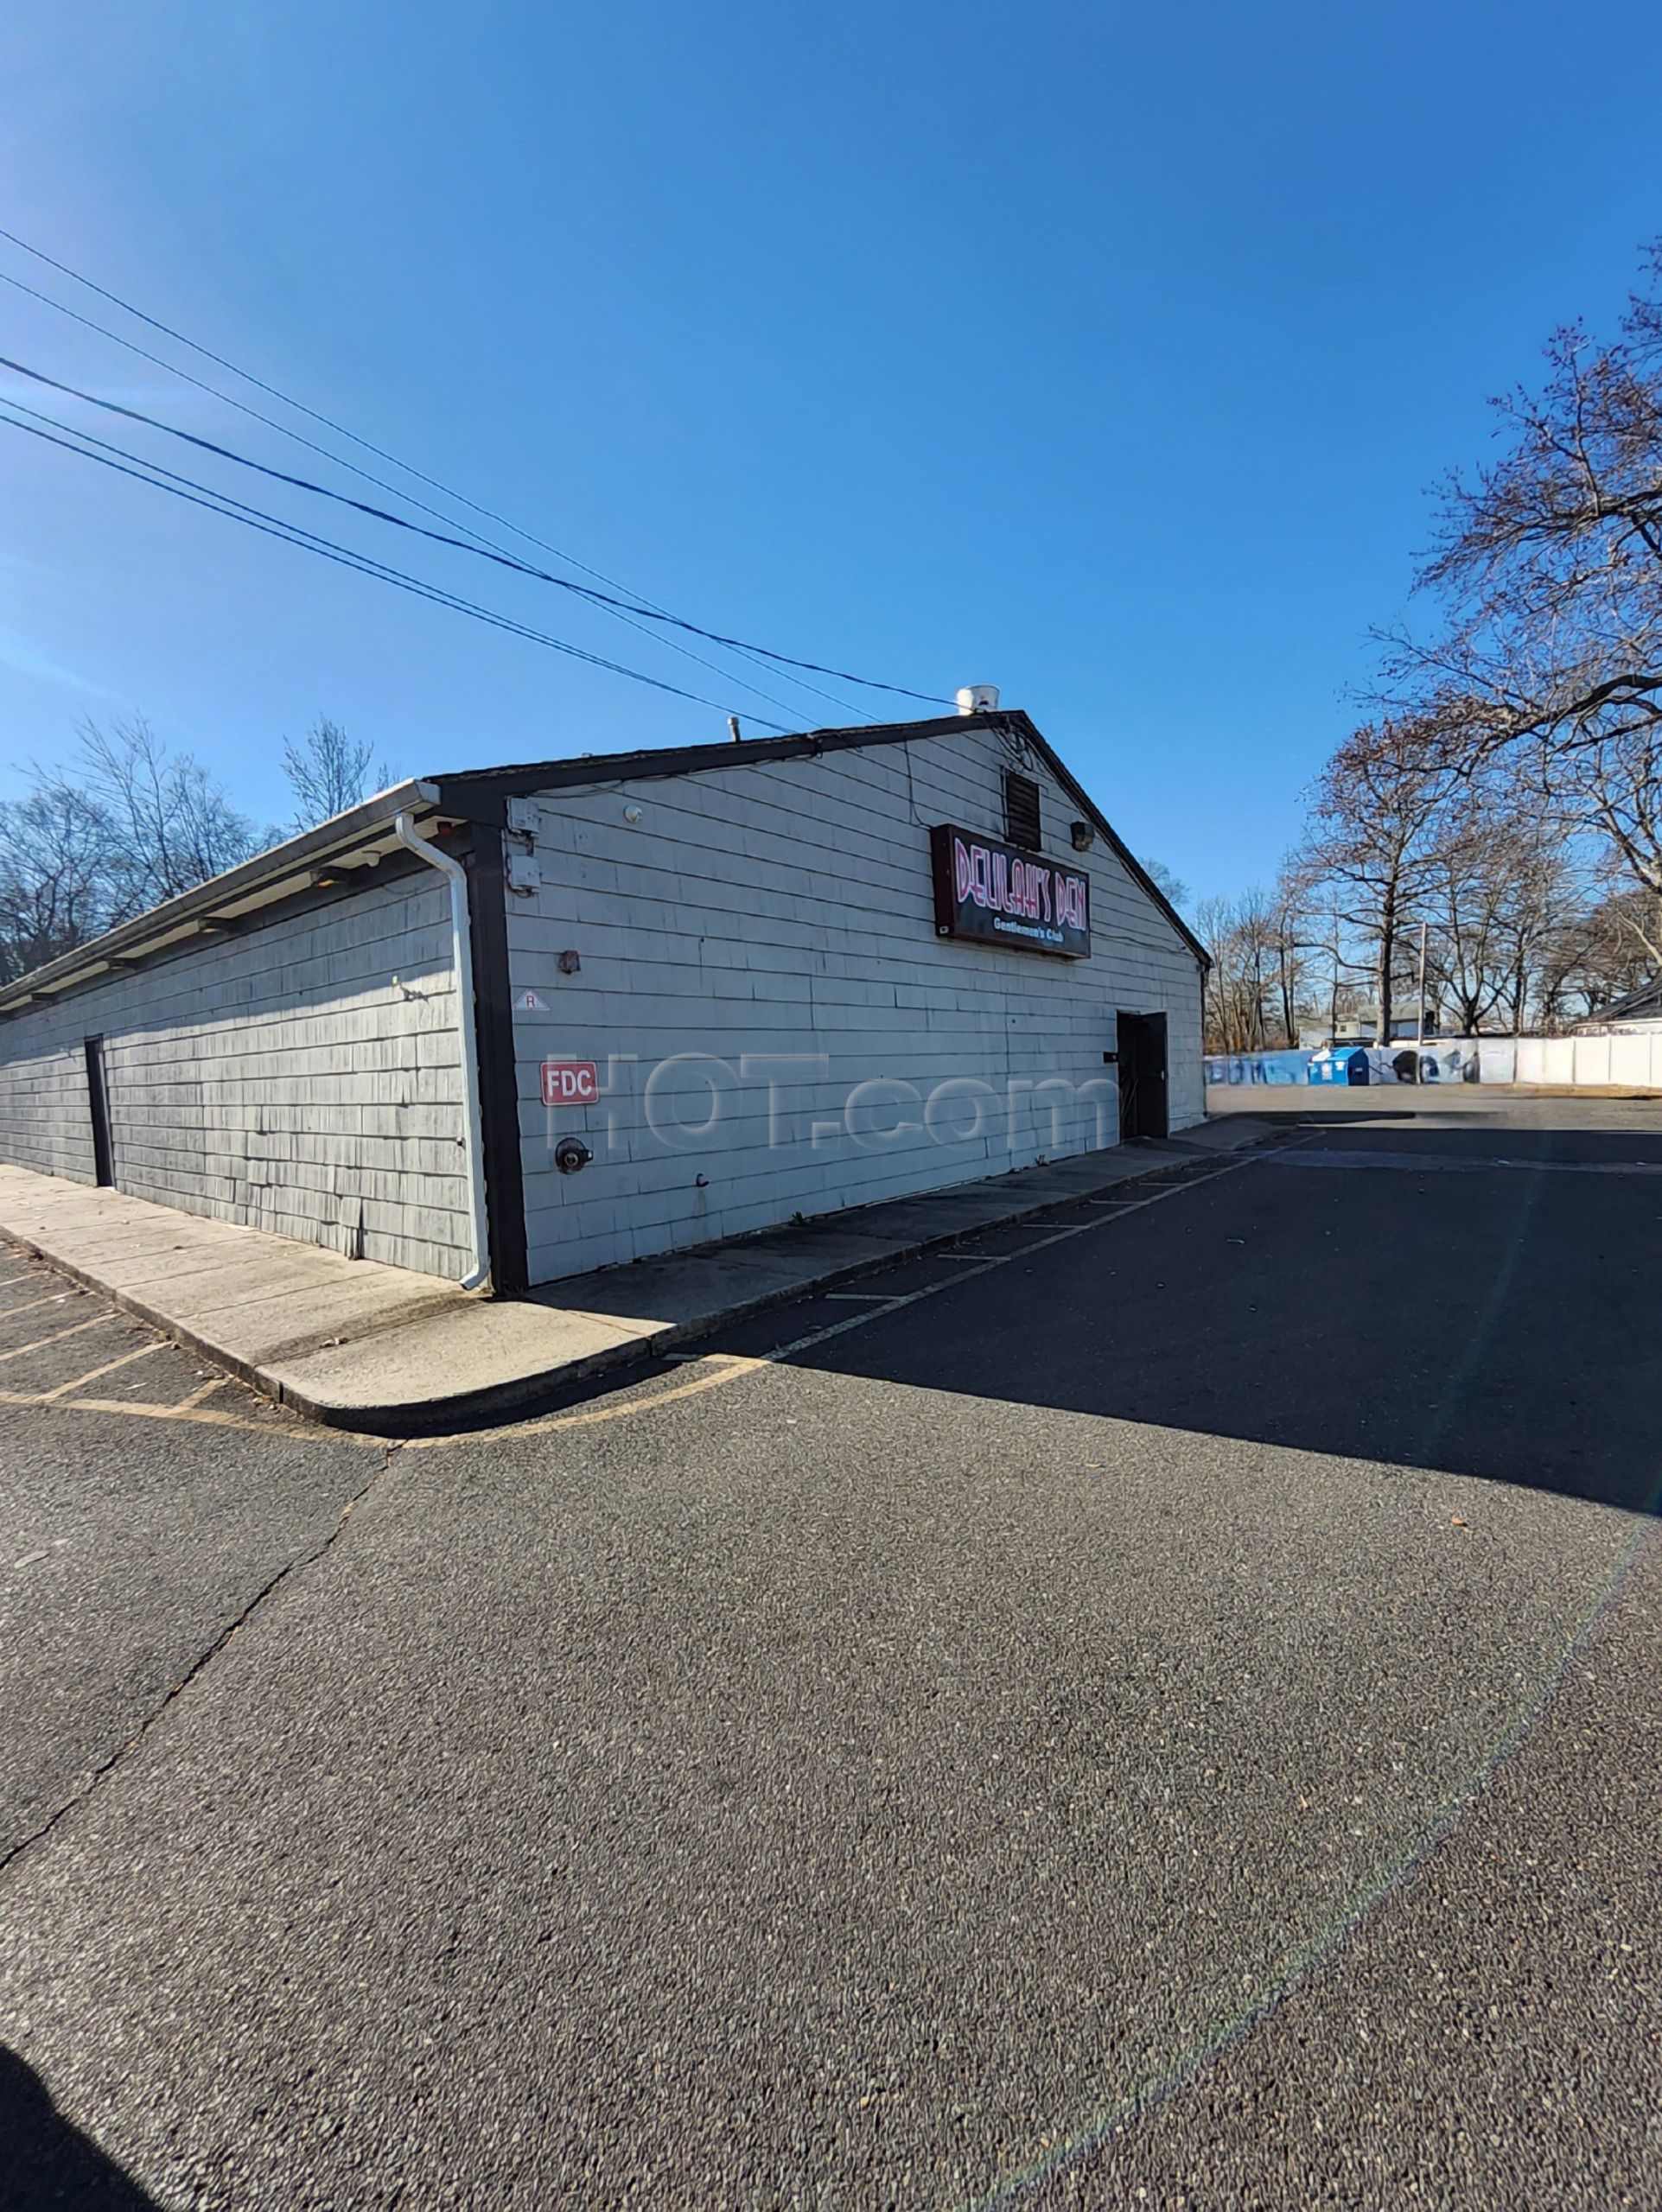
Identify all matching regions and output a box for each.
[393,811,491,1293]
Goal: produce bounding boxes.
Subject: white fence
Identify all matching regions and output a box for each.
[1207,1027,1662,1092]
[1500,1029,1662,1090]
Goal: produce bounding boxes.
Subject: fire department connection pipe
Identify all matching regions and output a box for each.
[393,812,490,1292]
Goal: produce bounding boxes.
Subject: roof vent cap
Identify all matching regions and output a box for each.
[955,684,1000,715]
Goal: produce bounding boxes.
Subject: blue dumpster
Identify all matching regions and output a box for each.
[1307,1046,1371,1086]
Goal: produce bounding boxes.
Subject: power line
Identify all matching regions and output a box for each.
[0,401,796,730]
[0,268,831,723]
[0,226,952,712]
[0,351,818,721]
[1,397,790,730]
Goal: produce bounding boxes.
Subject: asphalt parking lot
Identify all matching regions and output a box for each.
[3,1095,1660,2209]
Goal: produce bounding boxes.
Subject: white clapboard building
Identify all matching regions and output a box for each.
[0,706,1207,1292]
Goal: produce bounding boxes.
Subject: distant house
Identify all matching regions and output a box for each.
[1479,979,1662,1090]
[1573,978,1662,1034]
[1296,1013,1435,1049]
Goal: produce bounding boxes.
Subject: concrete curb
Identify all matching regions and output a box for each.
[0,1122,1280,1436]
[0,1220,290,1408]
[265,1132,1280,1435]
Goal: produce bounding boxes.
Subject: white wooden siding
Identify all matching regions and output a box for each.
[506,725,1203,1285]
[0,871,469,1279]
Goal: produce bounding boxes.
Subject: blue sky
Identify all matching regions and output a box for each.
[3,1,1659,901]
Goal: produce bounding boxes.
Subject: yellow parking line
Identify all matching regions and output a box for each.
[0,1154,1260,1445]
[172,1376,232,1410]
[67,1395,268,1429]
[0,1315,115,1366]
[39,1342,167,1401]
[0,1364,750,1445]
[0,1385,349,1439]
[0,1288,86,1320]
[400,1354,772,1447]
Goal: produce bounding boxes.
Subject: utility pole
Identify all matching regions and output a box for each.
[1415,918,1429,1074]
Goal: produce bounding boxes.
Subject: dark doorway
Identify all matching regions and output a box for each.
[84,1036,115,1187]
[1116,1010,1168,1140]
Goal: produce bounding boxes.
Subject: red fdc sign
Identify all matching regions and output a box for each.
[540,1058,600,1107]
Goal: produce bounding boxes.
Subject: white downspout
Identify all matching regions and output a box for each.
[394,812,491,1292]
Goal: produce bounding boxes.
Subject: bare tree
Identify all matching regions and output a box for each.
[1385,245,1662,953]
[1196,885,1311,1051]
[1414,775,1577,1033]
[282,716,384,829]
[1492,821,1584,1032]
[1576,729,1662,962]
[1538,886,1662,1024]
[1294,715,1458,1041]
[1266,875,1311,1046]
[0,779,118,984]
[1235,886,1277,1046]
[0,720,270,986]
[1195,894,1249,1052]
[1141,855,1190,911]
[1283,879,1372,1044]
[77,715,264,910]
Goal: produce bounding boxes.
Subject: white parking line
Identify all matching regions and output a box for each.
[0,1147,1277,1446]
[761,1156,1254,1367]
[426,1155,1258,1445]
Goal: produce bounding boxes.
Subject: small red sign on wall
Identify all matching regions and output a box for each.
[540,1059,599,1107]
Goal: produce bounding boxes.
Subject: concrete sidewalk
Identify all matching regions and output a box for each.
[0,1121,1271,1432]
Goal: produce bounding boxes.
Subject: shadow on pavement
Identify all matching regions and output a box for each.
[0,2045,159,2209]
[1267,1105,1488,1125]
[741,1121,1662,1515]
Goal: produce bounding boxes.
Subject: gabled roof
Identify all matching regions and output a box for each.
[0,709,1203,1015]
[427,708,1207,965]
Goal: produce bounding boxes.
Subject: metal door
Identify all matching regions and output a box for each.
[1116,1012,1168,1141]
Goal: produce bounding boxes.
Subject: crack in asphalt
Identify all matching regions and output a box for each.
[0,1443,403,1885]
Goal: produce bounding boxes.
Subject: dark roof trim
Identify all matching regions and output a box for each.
[427,714,973,808]
[431,709,1208,969]
[0,779,447,1016]
[1007,716,1208,970]
[0,711,1205,1016]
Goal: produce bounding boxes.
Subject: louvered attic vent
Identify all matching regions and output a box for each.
[1003,770,1041,851]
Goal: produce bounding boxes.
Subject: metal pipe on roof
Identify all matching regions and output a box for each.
[393,812,491,1294]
